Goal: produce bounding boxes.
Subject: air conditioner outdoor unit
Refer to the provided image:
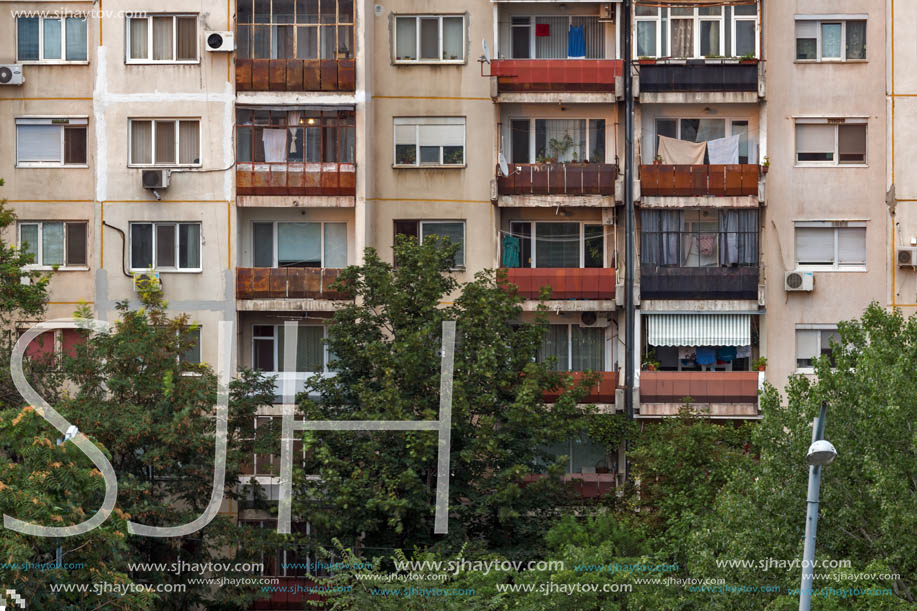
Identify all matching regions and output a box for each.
[0,64,24,86]
[896,247,917,268]
[784,270,814,292]
[579,311,610,328]
[133,271,162,293]
[142,169,169,189]
[205,31,235,52]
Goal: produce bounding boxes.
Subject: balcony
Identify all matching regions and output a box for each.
[640,266,758,300]
[235,59,355,92]
[638,61,759,93]
[638,371,760,418]
[542,371,618,404]
[523,473,617,498]
[501,268,615,300]
[236,268,349,311]
[236,162,355,197]
[496,163,617,197]
[490,59,623,95]
[640,164,759,198]
[251,577,323,609]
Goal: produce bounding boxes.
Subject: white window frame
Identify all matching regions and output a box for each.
[539,323,611,372]
[795,324,840,372]
[128,222,203,272]
[420,220,466,268]
[508,117,605,164]
[18,221,89,270]
[731,9,760,57]
[16,15,89,64]
[393,117,466,168]
[251,221,348,268]
[393,14,465,64]
[501,15,606,60]
[510,220,607,269]
[794,221,867,271]
[650,116,752,162]
[251,324,331,374]
[794,16,867,62]
[126,14,200,64]
[794,118,867,167]
[15,117,89,168]
[635,6,758,59]
[635,9,662,58]
[128,118,202,167]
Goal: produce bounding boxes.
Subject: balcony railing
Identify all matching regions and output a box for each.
[639,371,759,405]
[250,577,323,608]
[638,61,758,92]
[496,163,617,196]
[501,268,616,300]
[235,58,356,92]
[542,371,618,404]
[523,473,617,498]
[490,59,623,93]
[236,267,347,300]
[236,162,356,196]
[640,164,759,197]
[640,266,759,300]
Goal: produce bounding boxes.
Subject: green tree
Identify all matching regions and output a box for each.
[296,236,600,555]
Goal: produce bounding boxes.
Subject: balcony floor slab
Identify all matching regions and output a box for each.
[640,195,759,208]
[498,194,612,207]
[237,298,351,312]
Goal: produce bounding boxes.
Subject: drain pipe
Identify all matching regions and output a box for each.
[623,0,635,422]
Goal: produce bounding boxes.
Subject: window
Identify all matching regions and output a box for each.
[640,209,758,268]
[130,222,202,271]
[237,0,354,60]
[537,324,606,372]
[795,18,866,61]
[16,118,88,167]
[252,325,329,373]
[509,119,605,164]
[794,222,866,269]
[394,15,464,62]
[17,16,88,62]
[181,327,202,364]
[236,109,354,163]
[795,120,866,165]
[538,433,616,475]
[498,16,605,59]
[651,117,755,164]
[394,118,465,166]
[505,222,604,269]
[18,326,84,367]
[127,15,198,62]
[635,6,757,59]
[796,326,841,369]
[19,222,88,268]
[252,221,347,268]
[394,220,465,267]
[129,119,200,166]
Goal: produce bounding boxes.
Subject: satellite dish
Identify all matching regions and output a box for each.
[498,152,509,177]
[482,39,491,63]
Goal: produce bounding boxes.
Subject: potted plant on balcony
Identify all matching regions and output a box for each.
[549,134,574,165]
[752,356,767,372]
[653,154,663,166]
[762,155,770,175]
[642,349,660,372]
[705,54,724,64]
[740,53,758,64]
[638,56,656,65]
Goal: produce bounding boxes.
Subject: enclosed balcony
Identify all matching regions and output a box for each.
[235,0,355,92]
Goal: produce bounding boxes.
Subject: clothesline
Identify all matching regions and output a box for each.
[498,229,605,243]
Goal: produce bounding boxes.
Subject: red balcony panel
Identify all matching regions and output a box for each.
[496,163,617,196]
[251,268,272,299]
[235,59,355,92]
[236,59,252,91]
[639,165,759,197]
[269,268,288,297]
[490,59,623,93]
[236,163,356,197]
[236,268,347,300]
[542,371,618,404]
[501,268,616,300]
[640,371,759,404]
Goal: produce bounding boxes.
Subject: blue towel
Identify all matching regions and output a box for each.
[695,347,716,366]
[502,235,520,268]
[568,26,586,58]
[717,346,737,362]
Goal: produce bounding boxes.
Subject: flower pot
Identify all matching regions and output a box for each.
[757,366,766,372]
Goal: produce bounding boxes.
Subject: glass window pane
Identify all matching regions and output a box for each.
[237,126,253,162]
[734,6,757,16]
[584,225,604,268]
[41,223,64,266]
[17,125,62,163]
[339,0,354,23]
[732,121,749,163]
[846,20,866,59]
[131,121,153,164]
[297,327,325,372]
[130,18,149,59]
[796,329,819,367]
[18,18,40,61]
[278,223,320,267]
[396,145,416,165]
[396,17,416,60]
[66,17,88,61]
[179,223,201,269]
[296,26,318,58]
[253,222,274,267]
[571,326,604,371]
[795,20,817,59]
[539,325,569,371]
[155,121,177,165]
[253,337,275,371]
[182,328,201,364]
[153,16,174,61]
[273,25,294,58]
[838,125,866,164]
[176,17,197,60]
[66,223,87,266]
[589,120,605,162]
[637,21,657,57]
[443,17,462,60]
[20,224,39,262]
[536,223,580,268]
[254,0,271,23]
[337,26,352,58]
[671,19,693,57]
[44,19,62,60]
[320,25,336,58]
[237,24,252,58]
[442,146,463,165]
[157,224,176,267]
[179,121,200,165]
[274,0,295,23]
[700,21,720,56]
[239,0,254,23]
[297,0,318,24]
[323,223,347,268]
[420,18,438,59]
[735,20,755,56]
[254,25,271,58]
[420,146,440,164]
[821,23,841,58]
[320,0,336,24]
[422,221,464,266]
[131,224,154,269]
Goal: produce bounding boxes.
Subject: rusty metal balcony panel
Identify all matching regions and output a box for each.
[236,267,346,300]
[640,164,759,197]
[497,163,618,196]
[236,59,355,92]
[237,163,356,197]
[501,267,616,300]
[490,59,623,92]
[639,371,759,404]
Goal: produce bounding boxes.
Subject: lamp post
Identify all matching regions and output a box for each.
[799,402,837,611]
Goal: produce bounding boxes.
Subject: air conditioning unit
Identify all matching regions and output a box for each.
[142,169,169,190]
[205,31,235,52]
[784,270,814,292]
[0,64,24,86]
[133,271,162,293]
[896,247,917,268]
[579,311,610,328]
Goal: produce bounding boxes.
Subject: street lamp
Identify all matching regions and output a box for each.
[799,402,836,611]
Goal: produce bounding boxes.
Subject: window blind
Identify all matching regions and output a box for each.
[17,125,61,162]
[795,227,834,263]
[837,227,865,264]
[796,124,834,154]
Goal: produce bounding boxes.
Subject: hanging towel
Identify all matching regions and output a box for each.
[657,135,706,165]
[568,25,586,59]
[699,234,716,256]
[707,134,740,164]
[717,346,738,362]
[736,345,752,359]
[695,347,716,366]
[262,129,288,163]
[502,234,521,268]
[536,23,550,37]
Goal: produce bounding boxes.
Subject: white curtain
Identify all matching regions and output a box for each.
[671,20,693,57]
[131,121,152,164]
[539,325,569,371]
[176,16,196,60]
[395,17,416,59]
[262,129,288,163]
[535,16,567,59]
[571,326,604,371]
[43,19,62,60]
[442,17,463,60]
[179,121,199,165]
[42,222,64,266]
[20,225,39,261]
[130,18,148,59]
[153,17,173,61]
[323,223,347,268]
[155,121,176,164]
[66,18,88,60]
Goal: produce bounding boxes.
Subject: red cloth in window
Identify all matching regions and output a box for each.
[535,23,550,37]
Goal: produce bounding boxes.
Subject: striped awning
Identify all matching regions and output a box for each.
[647,314,750,347]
